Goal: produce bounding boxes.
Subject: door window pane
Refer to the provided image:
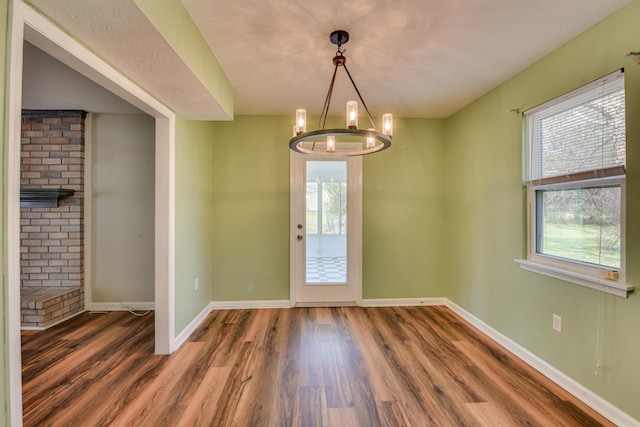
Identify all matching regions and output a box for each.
[321,181,346,235]
[305,161,347,283]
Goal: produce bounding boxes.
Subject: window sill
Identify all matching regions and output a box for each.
[515,259,634,298]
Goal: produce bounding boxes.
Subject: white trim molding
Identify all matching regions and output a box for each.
[172,302,214,352]
[211,300,292,310]
[154,116,176,355]
[445,299,639,427]
[515,259,634,298]
[6,3,26,425]
[89,302,156,312]
[362,297,449,307]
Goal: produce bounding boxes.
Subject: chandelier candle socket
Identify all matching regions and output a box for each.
[289,30,393,156]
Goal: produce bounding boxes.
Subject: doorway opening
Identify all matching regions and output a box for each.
[6,4,176,423]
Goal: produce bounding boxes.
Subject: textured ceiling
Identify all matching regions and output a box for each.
[25,0,229,120]
[25,0,629,119]
[183,0,629,118]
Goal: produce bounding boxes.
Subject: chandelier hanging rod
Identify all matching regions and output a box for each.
[318,31,377,132]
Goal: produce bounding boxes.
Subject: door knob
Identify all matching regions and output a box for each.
[297,235,303,241]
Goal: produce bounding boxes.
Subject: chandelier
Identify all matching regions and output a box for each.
[289,30,393,156]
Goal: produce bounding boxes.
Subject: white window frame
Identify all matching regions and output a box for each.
[516,70,634,298]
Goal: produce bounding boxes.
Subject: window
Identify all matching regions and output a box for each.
[518,69,633,297]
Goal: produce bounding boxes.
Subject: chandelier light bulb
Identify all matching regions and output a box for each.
[366,129,375,149]
[382,113,393,137]
[327,135,336,153]
[347,101,358,129]
[296,109,307,134]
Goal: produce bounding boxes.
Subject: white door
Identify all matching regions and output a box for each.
[290,152,362,306]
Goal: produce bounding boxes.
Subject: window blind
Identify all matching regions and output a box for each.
[526,70,625,184]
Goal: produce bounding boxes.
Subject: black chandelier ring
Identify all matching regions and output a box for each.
[289,128,392,156]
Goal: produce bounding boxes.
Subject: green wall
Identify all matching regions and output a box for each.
[1,0,8,422]
[211,116,292,301]
[363,118,446,298]
[174,117,215,333]
[210,116,446,301]
[445,1,640,419]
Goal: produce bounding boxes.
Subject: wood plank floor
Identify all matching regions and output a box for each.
[21,306,613,426]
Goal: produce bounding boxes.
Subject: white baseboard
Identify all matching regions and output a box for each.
[172,302,214,352]
[361,297,448,307]
[211,298,446,309]
[444,299,639,427]
[89,302,155,312]
[211,300,292,310]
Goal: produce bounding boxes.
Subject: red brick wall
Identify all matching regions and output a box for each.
[20,111,85,301]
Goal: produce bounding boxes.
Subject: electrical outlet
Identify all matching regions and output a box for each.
[195,277,199,290]
[552,314,562,332]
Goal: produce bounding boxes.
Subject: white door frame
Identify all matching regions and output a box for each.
[289,151,363,307]
[6,3,176,424]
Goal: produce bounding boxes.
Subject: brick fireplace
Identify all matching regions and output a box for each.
[20,110,86,328]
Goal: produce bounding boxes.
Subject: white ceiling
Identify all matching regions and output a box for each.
[26,0,629,119]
